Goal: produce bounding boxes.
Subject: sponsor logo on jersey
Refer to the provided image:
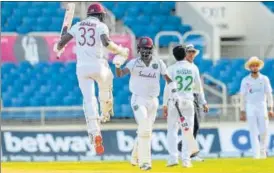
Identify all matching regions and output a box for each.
[136,65,145,68]
[139,71,156,78]
[152,63,158,69]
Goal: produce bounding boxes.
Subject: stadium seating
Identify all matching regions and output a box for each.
[101,1,200,47]
[2,58,274,120]
[1,1,201,47]
[1,2,80,33]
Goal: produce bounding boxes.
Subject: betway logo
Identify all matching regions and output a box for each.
[3,132,95,154]
[116,131,217,153]
[116,131,168,152]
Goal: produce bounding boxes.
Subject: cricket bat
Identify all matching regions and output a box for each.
[175,102,200,156]
[57,3,75,59]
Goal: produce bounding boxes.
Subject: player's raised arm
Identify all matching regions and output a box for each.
[114,58,135,77]
[53,29,74,58]
[101,34,128,58]
[97,13,128,59]
[52,3,75,58]
[58,34,73,49]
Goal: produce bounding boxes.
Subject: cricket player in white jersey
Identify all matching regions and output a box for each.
[114,37,180,170]
[163,45,206,168]
[53,3,129,155]
[240,56,273,159]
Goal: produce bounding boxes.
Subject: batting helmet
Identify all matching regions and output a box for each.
[137,37,154,61]
[87,3,106,15]
[137,37,153,49]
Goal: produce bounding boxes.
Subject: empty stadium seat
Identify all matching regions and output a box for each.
[1,1,201,47]
[1,58,274,121]
[101,2,115,10]
[1,2,81,33]
[100,1,198,47]
[126,7,141,16]
[111,6,125,19]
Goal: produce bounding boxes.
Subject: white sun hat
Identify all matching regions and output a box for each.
[244,56,264,71]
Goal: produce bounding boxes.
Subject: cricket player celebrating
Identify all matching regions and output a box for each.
[240,56,273,159]
[114,37,179,170]
[53,3,129,155]
[163,45,206,168]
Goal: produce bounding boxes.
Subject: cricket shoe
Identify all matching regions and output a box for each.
[182,161,193,168]
[131,157,138,166]
[94,134,104,155]
[191,156,204,162]
[166,160,179,167]
[140,163,151,171]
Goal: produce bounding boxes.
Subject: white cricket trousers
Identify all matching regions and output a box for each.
[167,99,195,163]
[76,60,113,136]
[131,94,159,166]
[246,103,269,158]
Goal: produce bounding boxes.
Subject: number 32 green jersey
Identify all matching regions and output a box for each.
[164,60,203,103]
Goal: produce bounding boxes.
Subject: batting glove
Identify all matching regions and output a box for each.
[53,42,65,57]
[118,46,129,58]
[113,54,127,68]
[168,82,181,105]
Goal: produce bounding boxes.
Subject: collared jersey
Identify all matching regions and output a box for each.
[240,73,272,105]
[68,17,109,67]
[125,57,168,97]
[167,60,203,102]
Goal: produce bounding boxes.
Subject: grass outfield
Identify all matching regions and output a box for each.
[2,158,274,173]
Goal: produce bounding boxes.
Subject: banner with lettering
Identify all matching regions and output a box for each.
[1,34,133,63]
[2,126,274,162]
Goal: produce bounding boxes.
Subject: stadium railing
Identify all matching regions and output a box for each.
[202,74,227,116]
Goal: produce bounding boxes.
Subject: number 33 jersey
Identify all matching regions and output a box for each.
[68,17,109,66]
[167,60,203,102]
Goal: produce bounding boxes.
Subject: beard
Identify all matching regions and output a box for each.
[251,70,258,74]
[141,54,152,63]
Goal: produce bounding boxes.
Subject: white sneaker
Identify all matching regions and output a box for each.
[192,156,204,162]
[182,161,193,168]
[166,160,179,167]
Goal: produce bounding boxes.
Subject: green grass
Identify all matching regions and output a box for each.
[2,158,274,173]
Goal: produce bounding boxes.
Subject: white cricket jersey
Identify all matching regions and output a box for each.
[240,73,272,105]
[125,57,168,97]
[167,60,203,102]
[68,17,109,67]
